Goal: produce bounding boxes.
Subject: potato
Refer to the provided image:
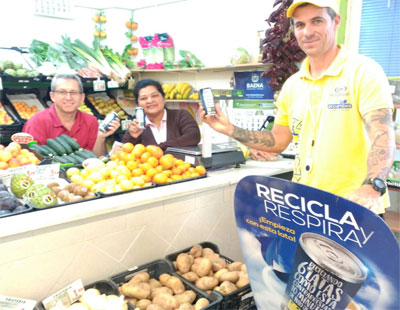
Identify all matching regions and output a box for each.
[57,189,70,201]
[124,297,137,306]
[159,273,171,286]
[50,186,62,194]
[166,276,185,294]
[241,264,247,272]
[201,248,215,258]
[120,282,151,299]
[189,244,203,258]
[153,292,179,310]
[178,303,194,310]
[74,185,89,197]
[214,268,228,282]
[135,299,152,310]
[219,271,239,283]
[176,253,192,273]
[151,287,173,299]
[194,298,210,310]
[129,272,150,285]
[195,276,218,291]
[174,290,196,305]
[149,278,163,289]
[64,182,79,192]
[147,304,166,310]
[210,257,226,272]
[219,281,238,294]
[83,192,96,199]
[46,181,60,189]
[236,271,250,288]
[69,195,83,202]
[181,271,199,283]
[227,262,243,272]
[191,258,212,277]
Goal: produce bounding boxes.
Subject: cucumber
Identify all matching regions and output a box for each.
[55,136,73,154]
[68,153,86,165]
[62,154,80,165]
[38,144,57,156]
[59,134,81,151]
[74,149,97,159]
[46,138,67,156]
[29,145,48,157]
[52,155,70,164]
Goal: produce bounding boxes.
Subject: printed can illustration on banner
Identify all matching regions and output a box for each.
[281,232,368,310]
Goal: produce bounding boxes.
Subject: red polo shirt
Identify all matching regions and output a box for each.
[23,104,99,150]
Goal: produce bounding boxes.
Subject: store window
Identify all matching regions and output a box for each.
[358,0,400,77]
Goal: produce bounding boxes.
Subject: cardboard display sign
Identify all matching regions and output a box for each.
[234,176,399,310]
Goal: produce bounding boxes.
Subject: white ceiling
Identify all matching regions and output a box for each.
[74,0,190,10]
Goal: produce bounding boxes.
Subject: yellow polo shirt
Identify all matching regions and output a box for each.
[275,46,393,213]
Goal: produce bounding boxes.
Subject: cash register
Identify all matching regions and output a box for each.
[165,142,246,169]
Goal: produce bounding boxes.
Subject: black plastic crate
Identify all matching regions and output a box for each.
[165,242,254,310]
[39,279,130,310]
[0,122,23,144]
[110,258,223,310]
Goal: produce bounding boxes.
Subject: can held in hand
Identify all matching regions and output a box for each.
[99,111,119,133]
[135,107,146,129]
[281,232,367,310]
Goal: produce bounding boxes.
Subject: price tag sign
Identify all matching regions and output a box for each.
[0,295,37,310]
[35,163,60,180]
[389,84,396,94]
[121,119,132,131]
[107,80,119,88]
[42,279,84,310]
[93,79,106,92]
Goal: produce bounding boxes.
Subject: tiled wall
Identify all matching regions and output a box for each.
[0,184,243,302]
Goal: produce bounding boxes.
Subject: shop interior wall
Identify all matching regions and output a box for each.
[0,0,274,67]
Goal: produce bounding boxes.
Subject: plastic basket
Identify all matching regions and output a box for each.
[38,279,130,310]
[165,241,254,310]
[110,258,223,310]
[0,122,23,144]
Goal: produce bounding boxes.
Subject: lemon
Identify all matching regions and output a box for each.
[82,179,95,189]
[66,167,80,179]
[70,174,84,184]
[87,171,103,183]
[120,179,134,191]
[116,174,128,184]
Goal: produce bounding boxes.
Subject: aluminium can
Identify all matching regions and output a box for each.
[281,232,367,310]
[99,111,119,133]
[135,107,146,129]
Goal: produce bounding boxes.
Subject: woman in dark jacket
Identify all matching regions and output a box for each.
[122,79,201,150]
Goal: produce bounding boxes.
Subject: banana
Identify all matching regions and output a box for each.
[182,86,192,99]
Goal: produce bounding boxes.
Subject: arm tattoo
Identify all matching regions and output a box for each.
[232,126,275,147]
[363,109,395,179]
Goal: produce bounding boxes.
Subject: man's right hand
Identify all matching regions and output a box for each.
[127,119,144,138]
[198,102,234,136]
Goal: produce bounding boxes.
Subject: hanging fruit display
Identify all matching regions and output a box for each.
[93,10,107,45]
[124,10,139,57]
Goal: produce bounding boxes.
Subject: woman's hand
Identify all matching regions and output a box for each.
[127,119,144,138]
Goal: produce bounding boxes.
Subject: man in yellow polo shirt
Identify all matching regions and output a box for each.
[199,0,395,214]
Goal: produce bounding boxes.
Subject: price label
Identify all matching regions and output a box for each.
[107,80,119,88]
[121,119,132,130]
[35,163,60,180]
[389,84,396,94]
[0,295,37,310]
[42,279,84,310]
[93,79,106,92]
[11,133,34,144]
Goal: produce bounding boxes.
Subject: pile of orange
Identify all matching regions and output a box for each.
[110,143,206,184]
[0,142,41,170]
[12,101,39,119]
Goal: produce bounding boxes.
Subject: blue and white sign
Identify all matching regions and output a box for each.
[234,71,274,100]
[234,176,399,310]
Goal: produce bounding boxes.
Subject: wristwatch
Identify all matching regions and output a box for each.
[362,177,387,196]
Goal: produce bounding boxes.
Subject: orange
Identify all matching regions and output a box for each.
[147,145,164,159]
[171,174,183,181]
[159,155,174,170]
[109,153,118,161]
[195,165,206,176]
[132,167,144,177]
[147,156,159,168]
[162,170,172,178]
[126,160,138,171]
[171,167,183,175]
[153,173,167,184]
[118,151,130,163]
[140,162,152,173]
[121,142,134,153]
[141,174,151,183]
[140,151,151,163]
[155,165,163,172]
[116,174,128,184]
[146,167,158,179]
[191,172,200,178]
[132,176,145,187]
[175,159,184,166]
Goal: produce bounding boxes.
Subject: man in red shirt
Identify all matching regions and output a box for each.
[23,73,119,156]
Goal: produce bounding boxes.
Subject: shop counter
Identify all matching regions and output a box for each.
[0,158,293,301]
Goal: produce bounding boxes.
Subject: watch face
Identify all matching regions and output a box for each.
[374,178,386,189]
